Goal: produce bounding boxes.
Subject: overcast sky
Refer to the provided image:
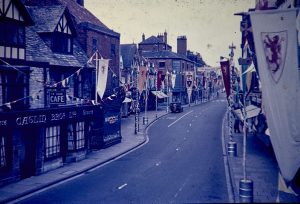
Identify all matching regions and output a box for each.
[85,0,254,66]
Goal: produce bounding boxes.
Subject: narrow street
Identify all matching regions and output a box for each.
[17,98,229,203]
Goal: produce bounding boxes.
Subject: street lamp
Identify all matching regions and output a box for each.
[143,61,149,125]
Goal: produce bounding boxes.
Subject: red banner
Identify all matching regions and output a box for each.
[220,60,230,98]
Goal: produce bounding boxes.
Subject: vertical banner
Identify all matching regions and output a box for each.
[171,73,176,89]
[250,9,300,183]
[220,60,231,98]
[186,71,193,103]
[138,66,147,94]
[97,58,110,99]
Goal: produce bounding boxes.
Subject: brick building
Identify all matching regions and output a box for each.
[139,33,195,104]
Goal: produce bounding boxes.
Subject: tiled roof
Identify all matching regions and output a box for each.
[142,50,193,62]
[57,0,108,29]
[120,44,137,68]
[139,36,163,45]
[26,5,66,33]
[78,22,120,38]
[26,26,89,67]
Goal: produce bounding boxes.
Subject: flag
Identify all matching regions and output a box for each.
[137,66,147,93]
[96,58,110,99]
[220,60,231,98]
[250,9,300,184]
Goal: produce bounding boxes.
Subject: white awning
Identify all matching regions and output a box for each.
[233,105,261,121]
[151,91,169,99]
[122,97,132,103]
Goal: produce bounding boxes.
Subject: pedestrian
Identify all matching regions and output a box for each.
[234,117,241,133]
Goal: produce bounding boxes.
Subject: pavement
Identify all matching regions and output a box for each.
[0,97,299,203]
[223,111,300,203]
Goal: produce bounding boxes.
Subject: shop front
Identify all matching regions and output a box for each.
[0,105,100,186]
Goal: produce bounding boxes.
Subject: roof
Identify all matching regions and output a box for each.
[139,36,163,45]
[23,0,119,37]
[142,50,193,63]
[26,5,66,33]
[78,22,120,38]
[58,0,108,28]
[120,44,138,68]
[26,26,89,67]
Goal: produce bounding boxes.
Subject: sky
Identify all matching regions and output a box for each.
[84,0,254,66]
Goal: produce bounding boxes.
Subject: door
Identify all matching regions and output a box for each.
[20,128,37,179]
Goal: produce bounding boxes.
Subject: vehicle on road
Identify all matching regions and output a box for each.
[170,102,183,113]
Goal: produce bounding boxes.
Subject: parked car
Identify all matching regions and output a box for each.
[170,102,183,113]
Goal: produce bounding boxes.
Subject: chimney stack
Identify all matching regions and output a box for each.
[142,33,145,41]
[164,30,167,44]
[177,36,187,56]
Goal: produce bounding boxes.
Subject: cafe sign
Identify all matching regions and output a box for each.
[47,88,66,105]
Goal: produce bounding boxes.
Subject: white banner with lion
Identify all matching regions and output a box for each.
[250,9,300,184]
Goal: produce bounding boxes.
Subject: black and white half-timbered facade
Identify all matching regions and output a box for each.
[0,0,103,186]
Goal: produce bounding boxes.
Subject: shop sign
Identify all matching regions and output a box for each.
[0,106,97,127]
[47,88,66,105]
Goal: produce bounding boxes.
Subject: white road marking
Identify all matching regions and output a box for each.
[176,148,180,151]
[156,161,161,166]
[189,123,192,127]
[118,183,128,190]
[168,111,193,128]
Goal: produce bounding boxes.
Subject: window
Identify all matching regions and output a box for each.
[0,21,26,59]
[0,135,6,168]
[92,39,98,53]
[45,126,61,159]
[52,32,73,54]
[159,62,165,68]
[67,122,85,151]
[111,44,116,58]
[0,70,29,110]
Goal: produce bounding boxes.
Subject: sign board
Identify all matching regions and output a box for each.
[47,88,66,106]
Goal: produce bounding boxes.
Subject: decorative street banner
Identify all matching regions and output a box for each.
[220,60,231,98]
[186,71,193,103]
[97,58,110,99]
[138,66,147,93]
[250,9,300,184]
[171,73,176,89]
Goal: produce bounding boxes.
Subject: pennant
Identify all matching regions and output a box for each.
[76,69,81,76]
[96,58,110,99]
[171,73,176,89]
[61,79,66,87]
[5,103,11,109]
[250,9,300,184]
[137,66,147,93]
[220,60,231,98]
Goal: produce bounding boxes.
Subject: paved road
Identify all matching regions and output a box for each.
[17,98,229,203]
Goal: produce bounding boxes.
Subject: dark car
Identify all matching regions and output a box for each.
[170,102,183,113]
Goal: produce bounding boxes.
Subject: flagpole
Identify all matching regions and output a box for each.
[155,69,158,118]
[95,51,98,104]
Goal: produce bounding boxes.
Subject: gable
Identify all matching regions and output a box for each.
[55,13,72,35]
[0,0,33,24]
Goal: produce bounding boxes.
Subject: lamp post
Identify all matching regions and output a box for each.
[134,61,139,135]
[166,70,169,113]
[143,62,149,125]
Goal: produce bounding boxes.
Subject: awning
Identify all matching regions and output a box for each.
[151,91,169,99]
[122,97,132,103]
[233,105,261,121]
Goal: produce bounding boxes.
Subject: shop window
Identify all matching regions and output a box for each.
[0,135,6,168]
[67,122,85,151]
[0,70,29,110]
[45,126,61,159]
